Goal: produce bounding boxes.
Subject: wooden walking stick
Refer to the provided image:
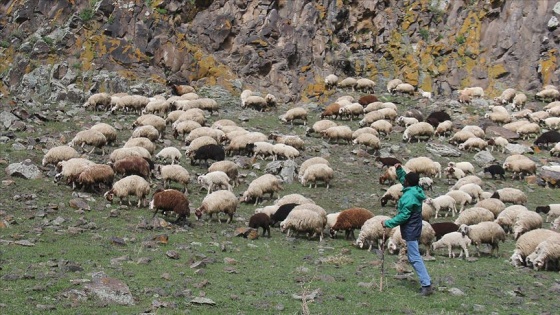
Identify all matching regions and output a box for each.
[380,228,387,292]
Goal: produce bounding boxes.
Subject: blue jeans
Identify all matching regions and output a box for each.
[406,240,431,287]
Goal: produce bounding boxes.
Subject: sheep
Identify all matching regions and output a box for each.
[268,133,305,150]
[402,122,434,143]
[224,132,267,156]
[109,146,151,163]
[240,89,253,107]
[159,164,190,193]
[551,142,560,157]
[363,101,384,113]
[143,99,172,116]
[84,92,112,111]
[474,198,506,218]
[534,130,560,148]
[68,129,107,155]
[494,88,516,104]
[255,204,280,217]
[484,110,512,125]
[483,164,506,180]
[355,215,392,250]
[386,221,436,256]
[536,88,560,101]
[378,166,400,185]
[329,207,374,239]
[155,147,182,165]
[510,229,559,267]
[530,234,560,270]
[280,107,308,125]
[173,109,206,126]
[42,145,80,167]
[418,88,432,100]
[491,188,528,206]
[54,158,96,189]
[111,156,152,180]
[358,111,385,127]
[462,86,485,98]
[516,122,541,140]
[450,175,483,190]
[445,190,473,212]
[188,144,225,167]
[457,183,484,203]
[386,79,403,93]
[275,194,316,207]
[458,137,488,152]
[454,207,494,226]
[197,171,232,195]
[186,136,218,157]
[195,190,238,223]
[425,196,457,218]
[208,160,239,188]
[272,143,300,160]
[535,204,560,222]
[430,222,460,240]
[149,189,190,223]
[544,117,560,130]
[358,94,379,106]
[248,213,272,237]
[339,103,364,121]
[246,141,275,160]
[104,175,150,207]
[324,74,339,89]
[124,137,156,154]
[132,114,166,136]
[110,95,150,114]
[242,95,269,111]
[131,125,160,142]
[434,120,454,137]
[495,205,529,233]
[299,163,334,189]
[305,120,338,137]
[380,183,403,207]
[404,156,440,178]
[352,133,380,152]
[396,116,419,128]
[425,110,452,127]
[184,127,224,145]
[512,93,528,111]
[419,177,433,192]
[529,110,550,123]
[280,209,324,241]
[448,130,476,145]
[298,157,329,178]
[513,211,543,240]
[370,119,393,138]
[375,157,401,168]
[170,84,195,96]
[432,232,472,258]
[486,137,509,153]
[320,103,342,120]
[90,123,117,145]
[458,222,506,257]
[338,77,358,90]
[447,162,474,175]
[76,164,114,192]
[445,167,466,184]
[502,119,530,133]
[394,83,415,95]
[356,78,376,93]
[320,125,352,144]
[270,203,299,226]
[241,174,284,205]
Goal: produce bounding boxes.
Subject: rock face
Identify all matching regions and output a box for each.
[1,0,559,103]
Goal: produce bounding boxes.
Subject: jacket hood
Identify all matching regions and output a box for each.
[402,185,426,205]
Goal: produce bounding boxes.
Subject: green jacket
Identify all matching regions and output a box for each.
[384,167,426,240]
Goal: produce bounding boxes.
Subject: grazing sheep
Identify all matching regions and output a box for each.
[419,177,433,192]
[430,222,460,240]
[457,183,484,203]
[425,196,457,218]
[132,114,166,136]
[76,164,114,192]
[516,122,541,140]
[124,137,156,155]
[512,93,528,111]
[195,190,238,223]
[425,110,452,127]
[142,99,171,115]
[434,120,454,137]
[352,133,380,152]
[324,74,339,89]
[494,88,516,104]
[534,130,560,148]
[197,171,232,195]
[68,129,107,155]
[243,95,269,111]
[110,95,150,114]
[530,234,560,271]
[320,125,353,144]
[386,221,436,256]
[339,103,364,121]
[272,143,300,160]
[305,119,338,137]
[446,167,466,184]
[241,174,284,205]
[535,204,560,222]
[454,207,495,226]
[155,147,182,165]
[458,222,506,257]
[159,164,190,193]
[483,164,506,180]
[402,122,434,143]
[474,198,506,218]
[246,141,275,160]
[280,107,308,125]
[224,132,267,156]
[269,133,305,150]
[298,157,329,178]
[375,156,401,168]
[131,125,160,142]
[551,142,560,157]
[356,78,376,93]
[446,190,473,212]
[358,94,379,106]
[338,77,358,90]
[321,103,342,120]
[370,119,393,138]
[184,127,224,145]
[104,175,150,207]
[448,130,476,146]
[208,160,240,188]
[255,204,280,217]
[109,146,152,163]
[495,205,529,233]
[510,228,559,267]
[84,92,112,111]
[450,175,483,190]
[299,163,334,189]
[90,123,118,145]
[170,84,195,96]
[458,137,488,152]
[280,209,325,241]
[270,203,299,226]
[536,88,560,101]
[189,144,225,166]
[329,207,374,239]
[110,155,152,180]
[149,189,190,223]
[386,79,403,93]
[380,183,403,207]
[418,88,432,100]
[487,137,509,153]
[513,211,543,240]
[396,116,419,128]
[54,158,96,189]
[394,83,415,95]
[491,188,528,204]
[404,156,440,178]
[248,213,272,237]
[358,111,385,127]
[275,194,315,207]
[42,145,80,167]
[355,215,392,250]
[432,232,472,258]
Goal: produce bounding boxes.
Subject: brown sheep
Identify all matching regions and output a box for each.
[149,189,190,223]
[358,94,379,106]
[249,212,272,237]
[110,156,152,180]
[77,164,114,192]
[330,207,375,239]
[321,103,342,120]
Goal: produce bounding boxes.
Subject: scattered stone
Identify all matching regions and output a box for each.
[448,287,466,296]
[69,198,90,211]
[14,240,35,246]
[152,234,169,244]
[166,250,180,259]
[473,150,496,166]
[110,236,126,246]
[5,159,42,179]
[52,216,66,226]
[292,288,321,301]
[84,273,135,305]
[190,297,216,305]
[425,143,462,157]
[137,257,152,265]
[2,180,15,186]
[36,304,56,311]
[223,257,237,265]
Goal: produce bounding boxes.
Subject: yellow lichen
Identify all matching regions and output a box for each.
[540,49,558,85]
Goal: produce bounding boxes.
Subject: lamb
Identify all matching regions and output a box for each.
[393,83,415,95]
[76,164,114,192]
[432,232,472,258]
[482,164,505,180]
[445,167,465,184]
[338,77,358,90]
[298,157,329,178]
[386,221,436,256]
[530,234,560,270]
[241,174,284,205]
[159,164,190,193]
[516,122,541,140]
[534,130,560,148]
[491,188,528,205]
[494,205,529,233]
[494,88,516,105]
[474,198,506,218]
[305,120,338,137]
[42,145,80,167]
[458,137,488,152]
[324,74,339,89]
[109,146,151,163]
[320,125,353,144]
[425,196,457,218]
[402,122,434,143]
[380,183,403,206]
[268,133,305,150]
[104,175,150,207]
[352,133,380,152]
[299,163,334,189]
[68,129,107,155]
[386,79,403,93]
[512,93,528,111]
[280,209,324,241]
[83,92,112,111]
[418,88,432,100]
[370,119,393,138]
[445,190,473,212]
[155,147,182,165]
[197,171,232,195]
[188,144,225,166]
[280,107,308,125]
[510,229,559,267]
[434,120,454,137]
[486,137,509,153]
[54,158,96,189]
[513,211,543,240]
[208,160,240,188]
[396,116,419,128]
[329,207,374,239]
[248,213,272,237]
[90,123,118,145]
[355,215,392,250]
[430,222,460,240]
[131,125,160,142]
[321,103,342,120]
[404,156,440,178]
[356,78,376,93]
[195,190,238,223]
[149,189,190,223]
[458,222,506,257]
[457,183,484,203]
[535,204,560,222]
[454,207,495,226]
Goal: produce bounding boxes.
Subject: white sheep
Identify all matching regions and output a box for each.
[445,190,473,213]
[448,130,476,145]
[109,146,152,163]
[355,215,392,250]
[450,175,483,190]
[142,99,171,115]
[502,120,530,133]
[544,117,560,130]
[380,183,403,207]
[458,222,506,257]
[241,174,284,205]
[268,133,305,150]
[208,160,240,188]
[536,88,560,101]
[243,95,268,111]
[402,122,434,143]
[434,120,454,137]
[458,137,488,152]
[528,110,549,123]
[484,111,511,125]
[425,195,457,218]
[254,205,280,217]
[418,88,432,100]
[275,193,316,206]
[516,122,541,140]
[386,221,436,256]
[396,116,419,128]
[110,95,149,114]
[68,129,107,155]
[356,78,376,93]
[454,207,495,226]
[510,229,559,267]
[184,127,224,145]
[338,77,358,90]
[42,145,80,167]
[187,136,218,155]
[324,74,339,89]
[370,119,393,138]
[535,204,560,223]
[474,198,506,218]
[404,156,440,178]
[54,158,96,189]
[320,125,353,144]
[84,92,112,111]
[551,142,560,157]
[386,79,403,93]
[457,183,484,203]
[195,190,239,223]
[159,164,190,193]
[359,110,387,127]
[513,211,543,240]
[132,114,166,136]
[305,120,338,137]
[197,171,232,195]
[249,141,275,160]
[512,93,528,111]
[292,204,328,228]
[298,157,329,178]
[280,209,324,241]
[155,147,182,165]
[299,163,334,189]
[104,175,150,207]
[445,167,465,184]
[447,161,475,175]
[487,137,509,153]
[352,133,380,152]
[272,143,300,160]
[394,83,415,95]
[491,187,528,204]
[494,88,516,104]
[461,125,485,138]
[530,234,560,270]
[494,205,529,233]
[90,123,118,145]
[339,103,364,121]
[280,107,308,125]
[240,89,253,107]
[432,232,472,258]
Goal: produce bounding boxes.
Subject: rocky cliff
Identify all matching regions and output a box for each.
[1,0,559,105]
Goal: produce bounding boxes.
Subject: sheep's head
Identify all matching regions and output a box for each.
[387,239,398,254]
[194,208,203,220]
[54,173,64,183]
[104,190,114,202]
[458,224,469,236]
[329,228,337,239]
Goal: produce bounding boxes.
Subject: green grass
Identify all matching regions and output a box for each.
[1,88,560,314]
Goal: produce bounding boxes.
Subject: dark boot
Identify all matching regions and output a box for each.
[420,285,434,296]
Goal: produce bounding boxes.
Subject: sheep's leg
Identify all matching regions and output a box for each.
[152,208,159,218]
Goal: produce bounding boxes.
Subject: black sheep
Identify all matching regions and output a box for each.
[430,222,459,240]
[535,205,551,214]
[189,144,225,166]
[425,110,451,127]
[249,213,272,237]
[375,156,402,168]
[534,130,560,149]
[270,203,299,226]
[483,164,506,180]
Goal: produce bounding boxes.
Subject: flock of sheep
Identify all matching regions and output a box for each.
[38,74,560,272]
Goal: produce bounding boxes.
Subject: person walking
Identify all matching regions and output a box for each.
[381,163,433,296]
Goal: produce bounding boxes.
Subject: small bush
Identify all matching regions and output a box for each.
[79,7,94,22]
[419,28,429,41]
[156,8,167,14]
[0,40,9,48]
[456,35,466,45]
